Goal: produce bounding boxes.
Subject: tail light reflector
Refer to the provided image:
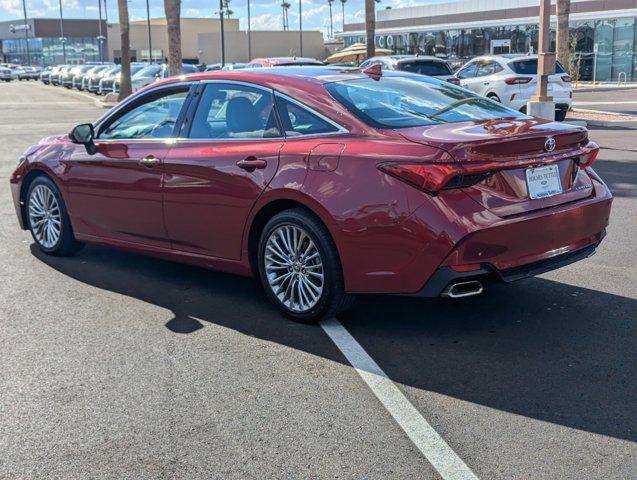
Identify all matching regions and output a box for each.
[377,163,493,195]
[577,141,599,169]
[504,77,532,85]
[561,75,572,82]
[451,264,481,272]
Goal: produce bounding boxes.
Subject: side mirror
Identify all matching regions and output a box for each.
[69,123,97,155]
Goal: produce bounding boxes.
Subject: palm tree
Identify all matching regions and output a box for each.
[116,0,131,100]
[365,0,375,59]
[340,0,347,32]
[222,0,232,18]
[327,0,334,38]
[556,0,571,70]
[163,0,183,76]
[281,1,290,31]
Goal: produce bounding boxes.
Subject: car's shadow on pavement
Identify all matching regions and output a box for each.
[31,243,637,444]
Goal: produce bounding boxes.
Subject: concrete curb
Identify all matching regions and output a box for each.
[573,84,637,93]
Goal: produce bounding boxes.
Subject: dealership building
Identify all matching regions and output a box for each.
[0,19,106,65]
[343,0,637,81]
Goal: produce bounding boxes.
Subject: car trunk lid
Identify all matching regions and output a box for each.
[397,118,594,216]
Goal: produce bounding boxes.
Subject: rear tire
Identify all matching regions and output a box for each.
[26,176,84,256]
[257,209,353,323]
[487,93,501,103]
[555,109,567,122]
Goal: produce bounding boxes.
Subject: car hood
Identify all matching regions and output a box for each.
[396,117,588,162]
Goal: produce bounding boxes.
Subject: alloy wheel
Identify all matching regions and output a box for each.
[28,184,62,249]
[264,225,324,313]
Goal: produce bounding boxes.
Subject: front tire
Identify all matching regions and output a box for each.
[487,93,501,103]
[257,209,353,323]
[26,176,83,256]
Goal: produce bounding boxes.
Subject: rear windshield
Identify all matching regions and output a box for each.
[509,58,565,74]
[324,74,526,129]
[398,61,452,76]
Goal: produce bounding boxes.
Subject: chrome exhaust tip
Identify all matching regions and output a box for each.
[441,280,484,299]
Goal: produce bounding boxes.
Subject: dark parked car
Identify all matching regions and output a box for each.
[10,68,612,322]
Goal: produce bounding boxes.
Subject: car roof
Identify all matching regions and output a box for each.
[251,57,323,64]
[380,55,447,63]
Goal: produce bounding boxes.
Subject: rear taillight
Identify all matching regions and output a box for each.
[377,163,492,195]
[577,141,599,169]
[504,77,532,85]
[561,75,572,82]
[446,77,460,85]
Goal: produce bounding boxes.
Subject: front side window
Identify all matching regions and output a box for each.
[324,73,526,129]
[189,83,280,139]
[475,62,495,77]
[275,96,340,137]
[456,63,478,79]
[98,88,189,139]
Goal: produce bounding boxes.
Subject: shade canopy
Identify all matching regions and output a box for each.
[325,43,393,64]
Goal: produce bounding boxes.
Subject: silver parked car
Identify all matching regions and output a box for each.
[359,55,460,84]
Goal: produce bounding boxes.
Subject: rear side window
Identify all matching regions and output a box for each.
[189,83,280,139]
[399,61,453,76]
[509,59,565,74]
[274,96,340,136]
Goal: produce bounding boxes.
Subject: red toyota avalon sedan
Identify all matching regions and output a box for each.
[10,67,612,322]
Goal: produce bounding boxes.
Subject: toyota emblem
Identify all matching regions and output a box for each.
[544,136,556,152]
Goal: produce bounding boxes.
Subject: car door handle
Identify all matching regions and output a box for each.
[236,157,267,172]
[139,155,160,167]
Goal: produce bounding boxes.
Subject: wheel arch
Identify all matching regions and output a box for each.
[244,192,341,279]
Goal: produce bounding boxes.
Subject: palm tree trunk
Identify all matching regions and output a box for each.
[163,0,183,76]
[329,3,333,38]
[556,0,571,70]
[117,0,131,100]
[365,0,375,59]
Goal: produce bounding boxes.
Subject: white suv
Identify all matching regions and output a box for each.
[455,55,572,121]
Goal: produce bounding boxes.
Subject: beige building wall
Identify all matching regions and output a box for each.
[198,30,327,64]
[107,18,240,62]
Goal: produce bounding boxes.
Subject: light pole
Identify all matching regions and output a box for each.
[21,0,30,64]
[247,0,251,61]
[97,0,104,62]
[145,0,153,62]
[527,0,555,120]
[299,0,302,56]
[219,0,226,66]
[58,0,66,63]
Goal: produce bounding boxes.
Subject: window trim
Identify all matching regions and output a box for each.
[177,79,348,142]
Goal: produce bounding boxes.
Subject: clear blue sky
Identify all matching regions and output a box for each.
[0,0,449,36]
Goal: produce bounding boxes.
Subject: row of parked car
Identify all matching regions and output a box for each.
[7,53,572,120]
[39,62,201,95]
[0,64,42,81]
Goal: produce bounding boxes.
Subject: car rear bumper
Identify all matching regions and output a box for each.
[414,235,603,297]
[339,170,612,295]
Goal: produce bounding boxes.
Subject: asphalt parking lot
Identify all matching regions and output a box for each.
[1,81,636,479]
[573,86,637,115]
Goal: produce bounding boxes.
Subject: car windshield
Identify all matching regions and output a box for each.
[509,58,565,74]
[134,64,162,78]
[324,74,526,129]
[398,60,453,76]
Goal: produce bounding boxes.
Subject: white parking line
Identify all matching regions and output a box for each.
[320,318,479,480]
[573,101,637,105]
